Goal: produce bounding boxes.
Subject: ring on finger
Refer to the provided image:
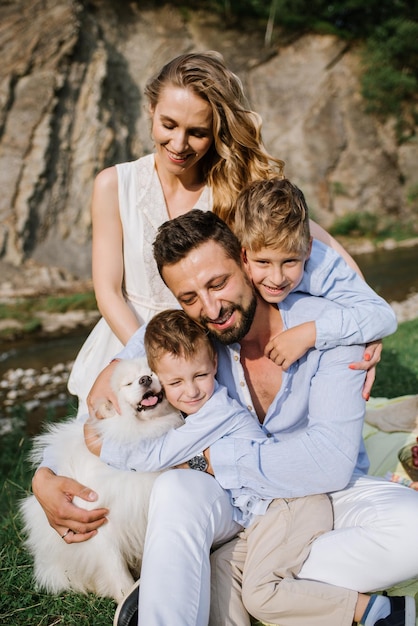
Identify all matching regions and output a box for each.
[61,529,73,540]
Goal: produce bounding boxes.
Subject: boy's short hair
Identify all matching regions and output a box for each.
[144,309,216,373]
[153,209,242,279]
[232,178,311,255]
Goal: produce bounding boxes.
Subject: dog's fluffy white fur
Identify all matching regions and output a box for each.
[20,357,184,602]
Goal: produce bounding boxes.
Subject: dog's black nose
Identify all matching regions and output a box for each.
[139,375,152,387]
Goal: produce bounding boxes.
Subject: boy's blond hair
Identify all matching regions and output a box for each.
[232,178,311,255]
[144,309,216,374]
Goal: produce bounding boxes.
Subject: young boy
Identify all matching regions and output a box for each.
[89,308,404,626]
[232,177,395,379]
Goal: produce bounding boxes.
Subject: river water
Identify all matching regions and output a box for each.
[353,244,418,303]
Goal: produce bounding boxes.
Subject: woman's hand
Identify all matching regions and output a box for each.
[32,467,108,543]
[84,419,103,457]
[87,360,120,418]
[349,340,383,400]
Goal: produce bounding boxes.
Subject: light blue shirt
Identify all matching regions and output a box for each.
[111,243,397,502]
[211,294,369,499]
[101,382,272,526]
[112,293,369,504]
[42,241,396,494]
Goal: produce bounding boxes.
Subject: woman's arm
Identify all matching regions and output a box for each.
[92,167,141,345]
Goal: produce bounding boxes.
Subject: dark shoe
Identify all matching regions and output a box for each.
[375,596,416,626]
[113,579,139,626]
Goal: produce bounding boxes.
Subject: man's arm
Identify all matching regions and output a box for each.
[32,468,108,542]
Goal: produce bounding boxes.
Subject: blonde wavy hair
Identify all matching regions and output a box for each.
[144,51,284,224]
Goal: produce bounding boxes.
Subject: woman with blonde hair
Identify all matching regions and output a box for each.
[68,51,286,415]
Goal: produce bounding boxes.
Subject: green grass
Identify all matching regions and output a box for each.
[0,292,98,341]
[0,293,97,321]
[1,318,417,624]
[373,317,418,398]
[0,421,115,625]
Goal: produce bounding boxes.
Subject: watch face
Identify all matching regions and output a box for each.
[189,454,208,471]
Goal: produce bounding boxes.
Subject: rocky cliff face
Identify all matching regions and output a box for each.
[0,0,416,283]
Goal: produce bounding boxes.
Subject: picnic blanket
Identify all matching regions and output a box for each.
[255,395,418,626]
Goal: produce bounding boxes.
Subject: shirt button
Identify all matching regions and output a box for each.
[240,381,245,387]
[247,405,253,411]
[234,354,239,361]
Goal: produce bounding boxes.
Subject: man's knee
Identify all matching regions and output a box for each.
[149,470,221,518]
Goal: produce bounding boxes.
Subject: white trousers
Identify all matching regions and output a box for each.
[137,470,418,626]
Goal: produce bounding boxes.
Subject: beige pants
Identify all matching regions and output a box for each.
[210,494,358,626]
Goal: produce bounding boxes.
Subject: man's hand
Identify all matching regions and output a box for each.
[265,322,316,370]
[32,467,108,543]
[349,340,382,400]
[87,360,120,418]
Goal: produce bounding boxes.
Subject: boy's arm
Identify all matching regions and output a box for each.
[265,322,316,370]
[298,239,397,349]
[265,322,380,401]
[87,385,265,472]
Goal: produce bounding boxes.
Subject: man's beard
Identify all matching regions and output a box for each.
[201,294,257,345]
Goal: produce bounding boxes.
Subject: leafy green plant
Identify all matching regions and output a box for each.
[360,18,418,140]
[407,184,418,206]
[329,212,379,237]
[331,181,348,196]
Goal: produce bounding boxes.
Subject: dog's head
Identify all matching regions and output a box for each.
[93,357,184,441]
[110,357,166,416]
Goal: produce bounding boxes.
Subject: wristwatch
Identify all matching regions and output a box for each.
[187,453,208,472]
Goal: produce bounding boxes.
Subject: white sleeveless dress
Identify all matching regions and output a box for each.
[68,154,212,415]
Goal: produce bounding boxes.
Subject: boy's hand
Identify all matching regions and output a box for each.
[265,322,316,370]
[349,340,382,400]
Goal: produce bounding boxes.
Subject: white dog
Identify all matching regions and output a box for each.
[20,357,184,602]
